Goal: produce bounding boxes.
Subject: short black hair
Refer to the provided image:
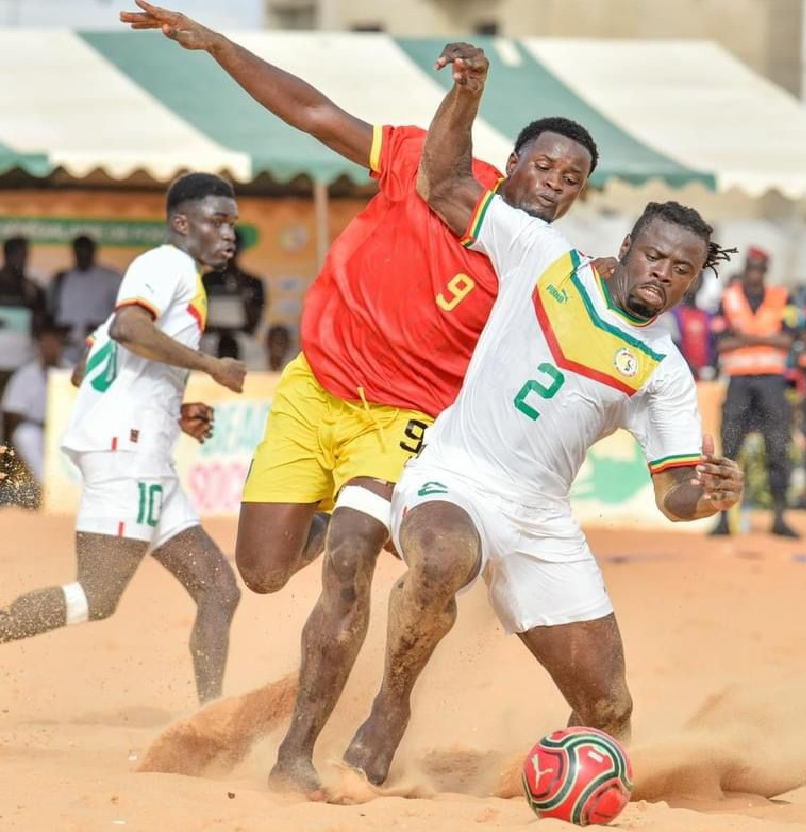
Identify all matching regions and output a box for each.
[514,117,599,175]
[72,234,96,251]
[166,172,235,215]
[3,236,28,258]
[629,201,736,274]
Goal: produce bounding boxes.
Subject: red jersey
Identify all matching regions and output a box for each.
[300,125,503,418]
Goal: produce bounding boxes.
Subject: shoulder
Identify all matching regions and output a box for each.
[648,344,695,392]
[127,245,194,275]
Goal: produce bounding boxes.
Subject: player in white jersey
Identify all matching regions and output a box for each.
[0,173,247,704]
[343,48,744,785]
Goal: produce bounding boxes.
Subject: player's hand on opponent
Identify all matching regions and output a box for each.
[179,402,214,443]
[210,357,247,393]
[592,256,618,279]
[434,43,489,92]
[120,0,213,50]
[693,434,744,511]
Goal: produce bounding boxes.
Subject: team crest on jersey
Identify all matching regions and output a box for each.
[613,348,638,377]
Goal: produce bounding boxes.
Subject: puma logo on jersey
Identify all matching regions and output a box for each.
[546,284,569,304]
[418,481,448,496]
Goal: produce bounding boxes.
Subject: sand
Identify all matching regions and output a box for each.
[2,508,806,831]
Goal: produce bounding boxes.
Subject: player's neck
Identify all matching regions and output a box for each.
[165,236,201,268]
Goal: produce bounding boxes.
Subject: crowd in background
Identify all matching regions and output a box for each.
[0,231,295,504]
[3,231,806,526]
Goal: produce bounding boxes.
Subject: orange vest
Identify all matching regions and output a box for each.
[719,283,789,375]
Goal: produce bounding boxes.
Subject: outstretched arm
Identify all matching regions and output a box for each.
[120,0,373,166]
[110,306,246,393]
[415,44,489,235]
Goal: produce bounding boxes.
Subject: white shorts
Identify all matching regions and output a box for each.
[391,457,613,634]
[73,451,199,550]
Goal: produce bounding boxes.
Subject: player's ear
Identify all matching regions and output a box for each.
[618,234,632,262]
[505,152,519,176]
[169,211,189,236]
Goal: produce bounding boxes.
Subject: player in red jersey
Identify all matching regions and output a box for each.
[122,3,599,796]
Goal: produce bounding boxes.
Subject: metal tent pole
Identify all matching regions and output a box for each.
[313,180,330,268]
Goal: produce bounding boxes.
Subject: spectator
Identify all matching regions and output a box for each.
[672,272,716,380]
[711,247,800,537]
[217,331,241,360]
[0,236,46,403]
[1,315,69,488]
[203,228,266,358]
[50,235,121,363]
[50,235,121,364]
[265,324,292,372]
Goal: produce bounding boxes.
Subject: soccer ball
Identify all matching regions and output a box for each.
[521,727,633,826]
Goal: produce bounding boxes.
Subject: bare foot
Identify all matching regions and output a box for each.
[269,755,325,801]
[343,700,411,786]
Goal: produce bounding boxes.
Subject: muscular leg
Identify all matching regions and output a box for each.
[235,502,329,594]
[344,501,482,786]
[270,478,392,794]
[518,613,633,742]
[151,525,241,703]
[0,532,148,642]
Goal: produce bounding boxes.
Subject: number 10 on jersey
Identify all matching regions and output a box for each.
[514,362,565,421]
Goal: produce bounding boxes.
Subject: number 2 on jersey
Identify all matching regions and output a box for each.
[514,362,565,421]
[436,273,475,311]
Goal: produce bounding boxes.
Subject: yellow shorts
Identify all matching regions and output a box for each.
[242,353,434,505]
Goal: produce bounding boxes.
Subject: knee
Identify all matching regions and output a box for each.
[235,547,290,595]
[211,564,242,615]
[401,509,480,597]
[325,526,382,591]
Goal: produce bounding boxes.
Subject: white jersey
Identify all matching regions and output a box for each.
[61,244,207,459]
[422,193,702,506]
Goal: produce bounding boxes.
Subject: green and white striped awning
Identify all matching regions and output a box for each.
[2,30,806,196]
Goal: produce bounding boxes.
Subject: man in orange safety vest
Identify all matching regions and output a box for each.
[711,247,800,537]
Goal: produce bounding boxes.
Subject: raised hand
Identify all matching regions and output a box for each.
[119,0,214,51]
[179,402,215,443]
[592,256,619,280]
[434,43,489,92]
[693,434,744,510]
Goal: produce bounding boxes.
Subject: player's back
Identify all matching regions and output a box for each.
[62,245,206,459]
[301,125,503,418]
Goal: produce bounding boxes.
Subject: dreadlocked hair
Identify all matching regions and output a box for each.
[514,117,599,174]
[630,201,736,275]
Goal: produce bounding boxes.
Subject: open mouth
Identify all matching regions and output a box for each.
[638,284,666,307]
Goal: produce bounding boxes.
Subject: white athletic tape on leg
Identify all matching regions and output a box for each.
[62,582,89,625]
[335,485,391,532]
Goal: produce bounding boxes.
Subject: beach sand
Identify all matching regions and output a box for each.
[2,509,806,831]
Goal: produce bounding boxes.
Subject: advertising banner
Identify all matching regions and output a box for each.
[45,372,724,531]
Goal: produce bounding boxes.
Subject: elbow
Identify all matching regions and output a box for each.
[109,310,140,346]
[108,314,127,345]
[655,494,683,523]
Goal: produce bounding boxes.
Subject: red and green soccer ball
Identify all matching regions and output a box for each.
[521,727,633,826]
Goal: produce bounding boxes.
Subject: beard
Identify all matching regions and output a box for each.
[625,294,658,320]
